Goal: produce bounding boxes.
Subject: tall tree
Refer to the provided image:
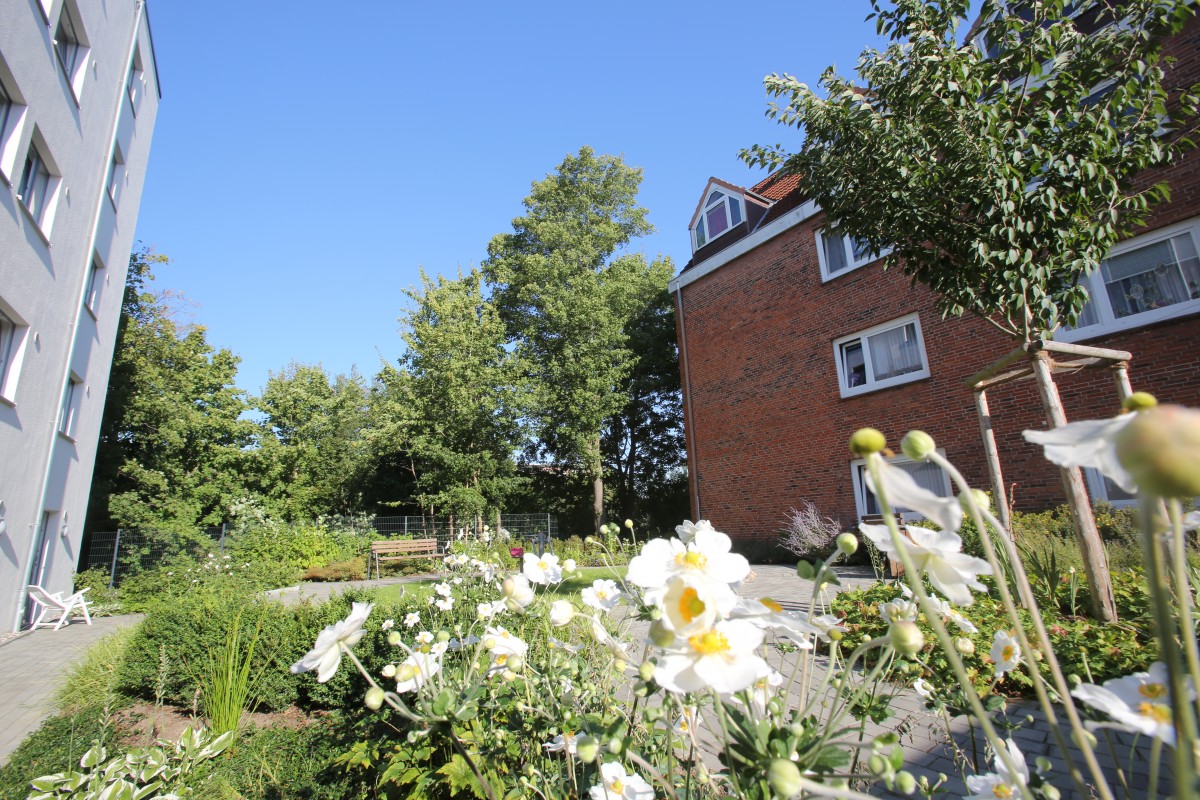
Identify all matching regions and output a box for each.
[741,0,1198,620]
[483,147,669,533]
[253,363,371,520]
[87,248,254,533]
[391,269,524,519]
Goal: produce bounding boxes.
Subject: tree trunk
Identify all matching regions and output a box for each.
[592,434,605,535]
[1030,352,1117,622]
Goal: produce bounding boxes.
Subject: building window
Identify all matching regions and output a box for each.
[1060,219,1200,341]
[0,67,27,183]
[17,139,52,227]
[816,228,888,280]
[125,48,145,114]
[107,143,125,206]
[693,189,744,250]
[851,453,953,520]
[58,376,80,439]
[1083,468,1136,509]
[53,2,89,100]
[84,256,104,314]
[0,306,25,403]
[833,314,930,397]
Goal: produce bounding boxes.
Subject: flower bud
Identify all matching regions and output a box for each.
[575,735,599,763]
[850,427,887,456]
[1122,391,1157,412]
[638,661,655,682]
[483,637,496,650]
[624,518,634,529]
[614,659,628,674]
[767,758,803,798]
[506,655,525,673]
[649,621,676,648]
[607,737,623,754]
[867,754,886,775]
[958,488,990,514]
[502,669,518,682]
[894,771,917,795]
[364,686,385,710]
[1116,405,1200,497]
[397,663,418,683]
[900,430,935,461]
[436,630,451,642]
[381,664,397,678]
[1072,729,1097,750]
[1041,786,1061,800]
[549,600,575,627]
[955,637,975,655]
[796,560,817,580]
[835,533,858,556]
[387,631,402,646]
[888,621,925,657]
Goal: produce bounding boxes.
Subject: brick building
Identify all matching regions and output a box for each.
[669,14,1200,548]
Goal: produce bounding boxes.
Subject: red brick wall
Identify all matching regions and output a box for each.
[675,16,1200,547]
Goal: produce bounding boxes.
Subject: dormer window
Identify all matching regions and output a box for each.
[693,190,744,250]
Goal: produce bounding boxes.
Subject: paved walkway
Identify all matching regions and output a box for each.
[0,615,142,767]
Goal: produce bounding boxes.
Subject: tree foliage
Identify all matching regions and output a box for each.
[741,0,1199,340]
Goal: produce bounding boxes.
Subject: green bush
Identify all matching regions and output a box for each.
[227,521,364,575]
[302,556,366,582]
[70,568,121,616]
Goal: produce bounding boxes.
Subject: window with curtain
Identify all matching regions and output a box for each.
[834,315,929,396]
[853,456,952,519]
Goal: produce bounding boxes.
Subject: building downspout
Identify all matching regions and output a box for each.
[674,283,701,519]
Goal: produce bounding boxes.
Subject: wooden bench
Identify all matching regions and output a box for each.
[370,538,440,578]
[861,514,907,577]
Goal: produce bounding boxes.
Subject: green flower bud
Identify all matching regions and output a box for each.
[888,621,925,657]
[1041,785,1062,800]
[364,686,385,711]
[1122,391,1157,412]
[502,669,518,682]
[624,518,634,529]
[867,754,887,775]
[607,737,623,754]
[955,637,975,655]
[894,771,917,795]
[387,631,402,647]
[506,655,525,673]
[397,663,418,683]
[900,430,936,461]
[638,661,656,682]
[835,533,859,556]
[1072,729,1097,750]
[958,488,990,514]
[850,427,887,456]
[796,560,817,580]
[767,758,803,798]
[575,735,599,763]
[436,630,451,642]
[828,628,844,642]
[1116,405,1200,497]
[649,621,676,648]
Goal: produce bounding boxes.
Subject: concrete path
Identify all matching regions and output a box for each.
[0,615,142,767]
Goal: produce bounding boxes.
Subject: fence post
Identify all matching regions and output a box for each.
[547,513,551,539]
[109,529,122,589]
[220,523,227,554]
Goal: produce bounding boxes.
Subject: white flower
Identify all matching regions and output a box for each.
[416,631,434,645]
[590,617,630,660]
[395,651,442,693]
[435,596,454,611]
[477,600,505,619]
[434,581,453,598]
[865,459,963,533]
[965,739,1029,800]
[675,519,717,544]
[523,552,563,585]
[1071,662,1194,746]
[381,663,397,678]
[404,612,420,628]
[563,558,577,573]
[543,731,578,754]
[549,636,583,653]
[859,523,992,605]
[654,619,771,695]
[582,579,623,612]
[735,668,783,714]
[879,598,919,625]
[809,614,848,643]
[589,761,654,800]
[290,602,373,683]
[627,527,749,598]
[381,619,395,631]
[661,574,728,637]
[501,575,535,610]
[731,598,818,648]
[1023,414,1136,494]
[549,600,575,627]
[925,593,979,634]
[989,630,1022,676]
[484,626,528,672]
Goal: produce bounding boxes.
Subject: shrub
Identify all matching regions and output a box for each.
[779,501,841,558]
[70,568,121,616]
[302,557,366,582]
[0,708,114,800]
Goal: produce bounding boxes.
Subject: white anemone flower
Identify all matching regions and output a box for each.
[1023,414,1136,494]
[523,552,563,585]
[563,558,577,573]
[989,630,1022,676]
[627,528,750,596]
[730,597,817,649]
[859,523,992,605]
[675,519,717,544]
[809,614,848,643]
[549,600,575,627]
[879,598,919,625]
[290,602,373,683]
[404,612,420,628]
[582,579,623,612]
[395,651,442,694]
[501,574,536,611]
[544,731,578,754]
[661,574,727,637]
[434,581,453,598]
[865,460,963,533]
[477,600,505,619]
[435,596,454,611]
[380,663,397,679]
[549,636,584,653]
[415,631,434,645]
[1072,662,1194,746]
[484,625,528,673]
[654,619,771,695]
[965,739,1029,800]
[381,619,395,631]
[925,593,980,634]
[589,761,654,800]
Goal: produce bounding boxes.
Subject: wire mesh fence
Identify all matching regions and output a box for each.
[83,512,558,588]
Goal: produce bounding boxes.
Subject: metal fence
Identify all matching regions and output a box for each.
[82,513,558,588]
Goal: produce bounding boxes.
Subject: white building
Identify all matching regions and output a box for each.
[0,0,160,631]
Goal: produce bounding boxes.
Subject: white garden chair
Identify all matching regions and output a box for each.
[25,584,93,631]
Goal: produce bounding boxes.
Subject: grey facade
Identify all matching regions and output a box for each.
[0,0,160,632]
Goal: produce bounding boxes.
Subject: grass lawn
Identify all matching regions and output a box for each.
[372,565,628,605]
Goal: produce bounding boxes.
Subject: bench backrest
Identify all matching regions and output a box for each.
[371,539,439,555]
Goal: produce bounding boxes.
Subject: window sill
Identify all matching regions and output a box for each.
[57,430,76,444]
[1055,301,1200,344]
[0,394,14,408]
[821,259,875,283]
[18,200,51,246]
[84,303,98,321]
[838,369,930,399]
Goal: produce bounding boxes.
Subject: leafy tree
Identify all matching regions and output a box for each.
[483,147,672,532]
[253,363,371,520]
[389,269,525,520]
[741,0,1198,620]
[87,248,255,533]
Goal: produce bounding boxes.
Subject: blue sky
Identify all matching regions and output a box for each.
[134,2,922,395]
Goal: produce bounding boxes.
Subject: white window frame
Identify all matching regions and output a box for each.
[16,130,61,239]
[53,0,90,103]
[106,142,125,207]
[84,255,104,316]
[0,303,29,405]
[1057,217,1200,343]
[815,227,890,281]
[833,313,931,398]
[58,375,81,440]
[1082,468,1136,509]
[0,73,28,185]
[125,48,145,115]
[692,189,745,252]
[850,451,953,522]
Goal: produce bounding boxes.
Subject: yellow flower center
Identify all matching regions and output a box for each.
[539,560,549,569]
[1138,702,1172,724]
[495,654,508,665]
[597,590,608,600]
[1140,682,1168,700]
[992,784,1014,799]
[688,630,730,656]
[760,597,783,613]
[611,780,624,793]
[1002,645,1016,662]
[678,588,707,623]
[676,550,708,570]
